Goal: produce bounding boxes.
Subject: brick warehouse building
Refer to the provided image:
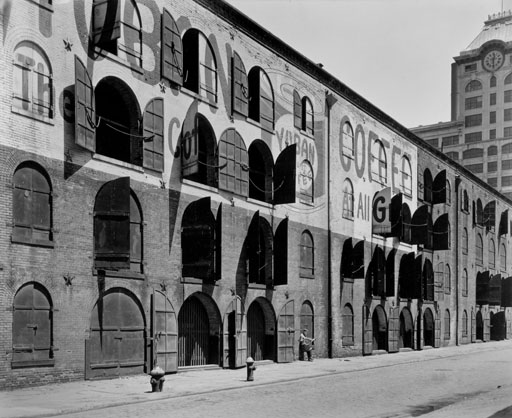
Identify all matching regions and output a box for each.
[1,0,512,389]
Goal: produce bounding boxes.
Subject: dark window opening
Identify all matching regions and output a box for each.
[248,141,273,203]
[248,67,274,131]
[248,213,273,286]
[300,231,314,278]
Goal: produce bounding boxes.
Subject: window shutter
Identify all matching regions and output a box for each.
[273,144,296,205]
[489,274,502,305]
[215,203,222,281]
[371,247,385,296]
[398,252,414,299]
[248,211,260,284]
[181,114,199,177]
[388,307,399,353]
[264,225,273,287]
[434,263,444,302]
[218,129,249,196]
[293,90,302,129]
[161,9,183,86]
[182,197,215,279]
[434,312,441,347]
[477,200,484,226]
[413,255,423,299]
[92,0,121,47]
[385,250,395,297]
[502,277,512,307]
[411,205,432,247]
[433,213,450,251]
[432,170,446,204]
[74,56,96,152]
[94,177,130,269]
[499,210,509,236]
[352,241,365,279]
[390,193,402,238]
[273,218,288,286]
[362,305,373,355]
[232,52,248,116]
[484,200,496,231]
[401,203,412,244]
[424,260,434,301]
[476,271,490,305]
[143,98,164,172]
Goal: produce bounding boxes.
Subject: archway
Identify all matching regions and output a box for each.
[372,305,387,351]
[86,288,146,379]
[423,308,434,347]
[476,310,484,340]
[178,293,221,367]
[247,297,276,361]
[399,308,414,349]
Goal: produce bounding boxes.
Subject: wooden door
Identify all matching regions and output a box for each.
[471,310,476,343]
[223,297,247,368]
[277,300,295,362]
[434,310,441,348]
[388,307,399,353]
[151,290,177,373]
[362,305,373,355]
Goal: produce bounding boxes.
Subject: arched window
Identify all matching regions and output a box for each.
[248,67,274,131]
[13,42,53,119]
[444,309,451,340]
[12,282,54,367]
[462,190,469,212]
[300,231,314,278]
[444,264,451,294]
[465,80,482,92]
[248,215,273,286]
[401,156,412,195]
[462,228,468,254]
[342,122,354,159]
[183,29,218,102]
[12,162,52,246]
[501,242,507,272]
[342,178,354,219]
[463,148,484,159]
[218,129,248,196]
[298,160,314,204]
[342,304,354,346]
[488,145,498,156]
[92,0,142,66]
[476,233,483,265]
[371,139,387,184]
[489,239,496,269]
[462,269,468,296]
[302,97,314,135]
[423,169,433,203]
[502,142,512,155]
[300,301,314,339]
[505,73,512,85]
[445,180,451,205]
[490,76,497,88]
[248,141,273,203]
[462,310,468,337]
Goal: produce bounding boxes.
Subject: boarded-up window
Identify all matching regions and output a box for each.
[444,310,451,340]
[12,163,52,246]
[300,231,314,278]
[462,269,468,296]
[218,129,248,196]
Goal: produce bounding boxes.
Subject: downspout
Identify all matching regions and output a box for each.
[455,175,461,346]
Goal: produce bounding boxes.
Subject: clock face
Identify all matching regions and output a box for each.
[483,50,504,72]
[299,161,313,190]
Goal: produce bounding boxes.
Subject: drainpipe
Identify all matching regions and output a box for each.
[455,175,461,346]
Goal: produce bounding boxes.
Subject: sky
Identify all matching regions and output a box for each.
[224,0,507,129]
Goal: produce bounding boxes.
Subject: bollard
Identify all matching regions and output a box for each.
[149,366,165,392]
[246,356,256,381]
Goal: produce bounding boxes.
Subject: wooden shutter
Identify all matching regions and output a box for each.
[471,310,476,343]
[432,170,446,204]
[502,277,512,307]
[488,274,502,305]
[181,114,199,176]
[433,213,450,251]
[74,55,96,152]
[161,9,183,86]
[385,250,395,297]
[273,144,297,205]
[499,210,509,236]
[434,311,441,348]
[424,260,434,301]
[398,252,414,299]
[274,218,288,286]
[411,205,432,247]
[151,290,177,373]
[218,129,249,196]
[417,309,424,350]
[413,255,422,299]
[353,241,365,279]
[215,203,222,281]
[484,200,496,231]
[293,90,302,129]
[484,314,490,342]
[232,52,248,116]
[143,98,164,172]
[371,247,385,296]
[248,211,260,284]
[277,300,295,363]
[390,193,403,238]
[434,263,444,302]
[388,306,399,353]
[181,197,215,279]
[362,305,373,355]
[476,271,490,305]
[92,0,121,47]
[94,177,130,269]
[477,200,484,226]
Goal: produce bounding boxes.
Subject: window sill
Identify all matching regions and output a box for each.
[92,154,144,173]
[342,214,354,221]
[181,277,217,285]
[182,178,218,193]
[247,197,273,209]
[11,359,55,369]
[246,118,275,135]
[11,236,54,248]
[93,269,145,280]
[299,199,315,207]
[248,283,267,290]
[180,87,218,109]
[93,47,143,74]
[27,0,53,12]
[11,107,54,125]
[299,129,315,140]
[300,273,315,279]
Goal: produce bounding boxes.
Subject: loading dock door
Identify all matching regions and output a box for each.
[151,290,177,373]
[277,300,295,362]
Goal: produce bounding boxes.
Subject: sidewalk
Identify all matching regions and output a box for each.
[1,340,511,418]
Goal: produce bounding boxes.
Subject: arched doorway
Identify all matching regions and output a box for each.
[86,288,146,379]
[247,298,276,361]
[476,310,484,340]
[423,308,434,347]
[372,305,387,351]
[178,293,221,367]
[491,311,506,341]
[399,308,414,349]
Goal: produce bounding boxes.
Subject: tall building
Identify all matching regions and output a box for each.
[412,11,512,199]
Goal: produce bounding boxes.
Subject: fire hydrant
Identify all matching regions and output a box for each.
[246,357,256,381]
[150,366,165,392]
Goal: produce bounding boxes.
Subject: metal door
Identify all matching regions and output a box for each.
[247,302,265,361]
[388,307,399,353]
[178,297,209,366]
[362,305,373,355]
[277,300,295,362]
[86,290,145,379]
[223,296,247,368]
[151,290,177,373]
